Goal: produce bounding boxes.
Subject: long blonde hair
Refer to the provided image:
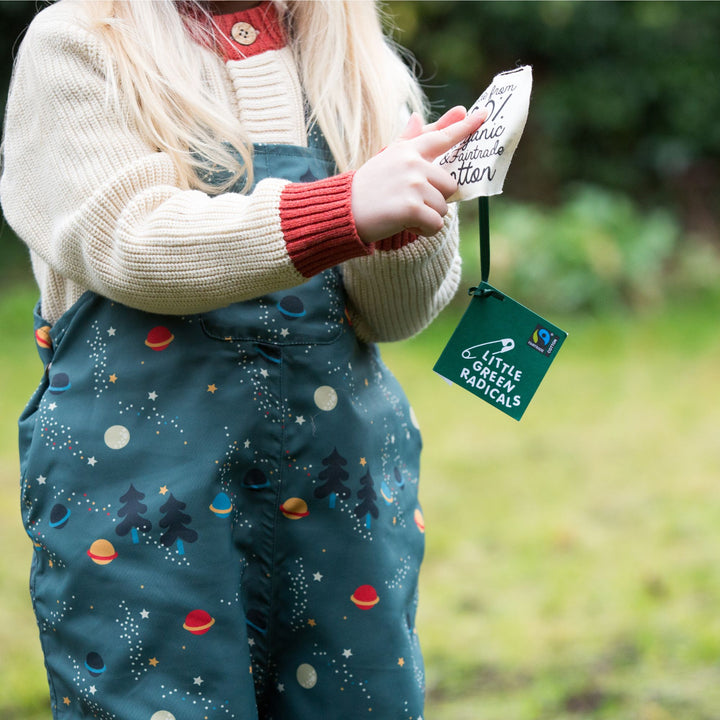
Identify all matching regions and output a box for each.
[70,0,427,193]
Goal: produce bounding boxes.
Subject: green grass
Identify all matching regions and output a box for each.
[0,284,50,720]
[2,283,720,719]
[384,294,720,719]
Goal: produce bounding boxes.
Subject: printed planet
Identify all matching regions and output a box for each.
[459,350,523,410]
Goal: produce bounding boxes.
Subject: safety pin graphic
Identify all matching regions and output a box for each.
[461,338,515,360]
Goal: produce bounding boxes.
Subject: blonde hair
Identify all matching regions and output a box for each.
[70,0,427,193]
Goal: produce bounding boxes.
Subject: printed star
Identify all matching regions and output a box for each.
[36,475,47,485]
[159,485,169,495]
[207,384,218,394]
[87,457,97,467]
[193,676,203,686]
[313,572,323,581]
[280,328,289,337]
[48,402,57,411]
[107,327,116,336]
[149,657,159,667]
[342,649,353,658]
[295,415,306,426]
[260,368,269,378]
[308,618,317,627]
[148,391,158,400]
[109,374,117,383]
[140,609,150,619]
[248,638,255,647]
[277,683,285,692]
[89,686,97,695]
[244,439,251,448]
[359,457,367,466]
[398,657,405,667]
[62,697,71,706]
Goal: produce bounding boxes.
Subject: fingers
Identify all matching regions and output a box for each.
[352,104,486,242]
[402,106,468,140]
[425,160,459,199]
[399,112,424,141]
[351,150,451,242]
[397,190,447,237]
[416,107,489,161]
[398,168,451,236]
[424,105,467,133]
[406,206,446,237]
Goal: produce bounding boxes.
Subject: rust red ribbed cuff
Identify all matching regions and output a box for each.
[374,229,418,252]
[280,171,373,277]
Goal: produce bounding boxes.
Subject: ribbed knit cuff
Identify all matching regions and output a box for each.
[280,171,373,277]
[374,230,418,252]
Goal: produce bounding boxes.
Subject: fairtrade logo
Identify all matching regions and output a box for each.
[527,325,558,356]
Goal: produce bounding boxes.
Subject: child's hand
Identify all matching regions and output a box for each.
[352,106,488,244]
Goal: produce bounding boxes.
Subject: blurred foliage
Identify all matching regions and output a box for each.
[0,1,40,134]
[388,1,720,239]
[383,1,720,313]
[473,186,720,315]
[1,1,45,285]
[2,1,719,307]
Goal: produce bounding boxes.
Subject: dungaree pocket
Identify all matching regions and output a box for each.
[199,269,346,348]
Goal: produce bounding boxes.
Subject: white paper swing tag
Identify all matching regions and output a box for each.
[436,66,533,202]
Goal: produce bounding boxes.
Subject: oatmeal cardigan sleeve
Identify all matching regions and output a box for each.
[0,9,369,322]
[1,4,461,340]
[341,207,461,342]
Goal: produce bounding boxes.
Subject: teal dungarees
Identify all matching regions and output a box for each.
[19,133,426,720]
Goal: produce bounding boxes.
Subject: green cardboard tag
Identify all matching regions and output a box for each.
[433,282,567,420]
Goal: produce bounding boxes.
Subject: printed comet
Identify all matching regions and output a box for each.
[462,338,514,360]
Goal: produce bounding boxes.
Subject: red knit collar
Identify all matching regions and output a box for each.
[207,2,287,61]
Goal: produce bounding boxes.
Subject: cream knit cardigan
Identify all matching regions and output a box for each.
[0,1,461,342]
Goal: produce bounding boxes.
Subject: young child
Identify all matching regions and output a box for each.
[0,1,486,718]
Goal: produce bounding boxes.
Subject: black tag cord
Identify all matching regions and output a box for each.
[479,195,490,283]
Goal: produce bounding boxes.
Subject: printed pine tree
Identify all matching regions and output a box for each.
[116,484,152,544]
[354,469,379,530]
[159,493,198,555]
[314,447,351,509]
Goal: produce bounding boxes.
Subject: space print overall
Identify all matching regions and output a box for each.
[19,134,426,720]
